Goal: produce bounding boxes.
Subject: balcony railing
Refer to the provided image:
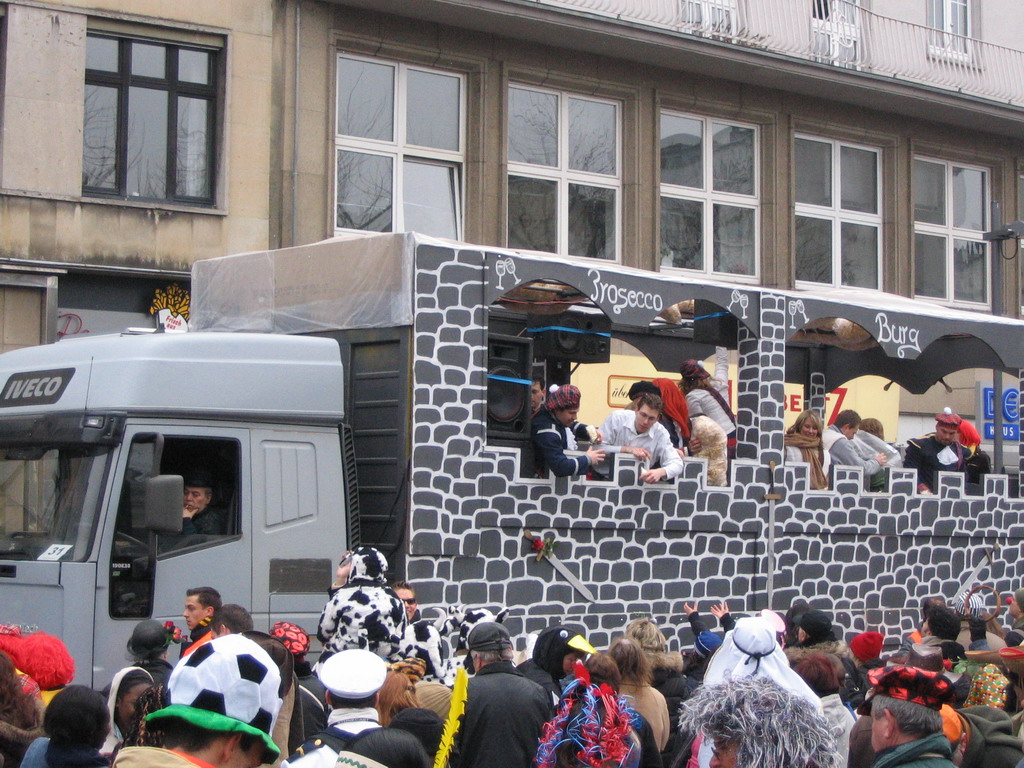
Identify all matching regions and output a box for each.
[531,0,1024,107]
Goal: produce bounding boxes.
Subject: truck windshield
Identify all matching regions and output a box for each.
[0,446,111,562]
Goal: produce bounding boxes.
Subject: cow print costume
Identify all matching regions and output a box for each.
[317,547,406,662]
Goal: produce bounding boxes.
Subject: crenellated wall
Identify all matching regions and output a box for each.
[405,242,1024,651]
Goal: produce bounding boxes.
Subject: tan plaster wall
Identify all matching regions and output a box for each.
[0,0,277,271]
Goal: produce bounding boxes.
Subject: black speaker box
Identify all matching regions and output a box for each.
[527,312,611,363]
[486,334,533,442]
[693,299,738,347]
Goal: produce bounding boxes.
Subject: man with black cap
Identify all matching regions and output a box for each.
[905,409,969,494]
[113,634,283,768]
[597,391,684,483]
[283,648,386,768]
[861,664,956,767]
[454,622,550,768]
[786,607,864,707]
[181,469,227,535]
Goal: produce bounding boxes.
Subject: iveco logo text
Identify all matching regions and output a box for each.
[588,269,663,315]
[0,368,75,407]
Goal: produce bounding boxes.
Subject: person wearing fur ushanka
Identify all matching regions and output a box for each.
[317,547,406,663]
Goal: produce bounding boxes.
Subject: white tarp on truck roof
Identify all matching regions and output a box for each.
[191,232,415,333]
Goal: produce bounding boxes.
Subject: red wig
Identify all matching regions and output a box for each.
[958,421,981,448]
[13,632,75,690]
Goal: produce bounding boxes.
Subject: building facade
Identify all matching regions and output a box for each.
[0,0,277,343]
[275,0,1024,437]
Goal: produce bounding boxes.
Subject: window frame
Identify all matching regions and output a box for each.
[333,53,466,239]
[505,82,622,262]
[82,32,219,207]
[912,156,990,308]
[793,134,883,291]
[658,110,760,282]
[927,0,974,63]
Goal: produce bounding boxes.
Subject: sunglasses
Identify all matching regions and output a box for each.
[402,598,417,605]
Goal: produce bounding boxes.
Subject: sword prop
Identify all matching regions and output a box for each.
[523,529,596,602]
[954,543,998,599]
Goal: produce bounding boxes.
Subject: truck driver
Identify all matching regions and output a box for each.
[181,470,227,535]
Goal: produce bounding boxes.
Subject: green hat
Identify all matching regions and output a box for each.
[147,634,282,762]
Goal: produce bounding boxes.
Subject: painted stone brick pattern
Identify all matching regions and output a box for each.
[405,243,1024,651]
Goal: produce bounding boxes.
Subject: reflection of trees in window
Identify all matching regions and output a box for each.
[913,158,988,304]
[507,85,619,259]
[82,34,216,205]
[335,56,463,238]
[82,86,117,189]
[794,136,880,289]
[660,112,757,277]
[336,152,393,232]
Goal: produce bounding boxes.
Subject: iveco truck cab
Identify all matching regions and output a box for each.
[0,331,355,686]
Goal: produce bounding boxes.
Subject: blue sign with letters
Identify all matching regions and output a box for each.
[983,387,1021,440]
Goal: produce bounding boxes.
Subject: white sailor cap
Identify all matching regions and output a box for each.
[319,649,388,698]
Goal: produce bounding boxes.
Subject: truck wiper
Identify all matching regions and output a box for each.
[0,549,32,560]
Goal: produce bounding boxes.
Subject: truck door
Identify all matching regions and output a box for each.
[250,427,347,631]
[96,424,250,676]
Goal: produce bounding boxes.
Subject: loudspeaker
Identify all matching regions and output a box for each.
[487,335,533,442]
[693,299,738,347]
[527,312,612,363]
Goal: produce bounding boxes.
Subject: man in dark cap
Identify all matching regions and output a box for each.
[181,469,227,534]
[905,409,969,494]
[786,607,865,707]
[530,384,605,478]
[454,623,550,768]
[859,665,956,767]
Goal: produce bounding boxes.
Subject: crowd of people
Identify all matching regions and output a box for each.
[4,544,1024,768]
[531,349,989,495]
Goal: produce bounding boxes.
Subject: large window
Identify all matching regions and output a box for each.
[794,136,880,289]
[83,34,217,205]
[913,158,989,305]
[507,85,620,260]
[660,112,758,278]
[335,56,464,239]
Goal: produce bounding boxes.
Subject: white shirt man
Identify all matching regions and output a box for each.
[597,393,683,483]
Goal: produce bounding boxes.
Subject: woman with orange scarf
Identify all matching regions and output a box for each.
[784,409,830,490]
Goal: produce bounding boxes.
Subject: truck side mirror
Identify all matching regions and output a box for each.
[145,475,184,534]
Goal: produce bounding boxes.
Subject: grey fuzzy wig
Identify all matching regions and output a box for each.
[678,676,840,768]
